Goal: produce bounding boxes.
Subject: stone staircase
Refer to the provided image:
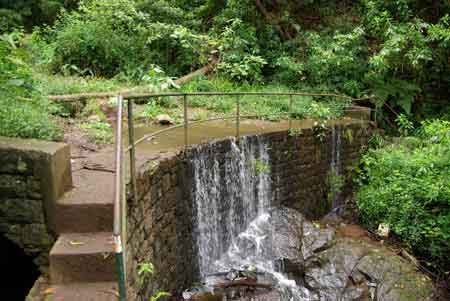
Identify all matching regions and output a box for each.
[47,167,118,300]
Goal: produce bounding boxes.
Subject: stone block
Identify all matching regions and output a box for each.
[0,199,45,223]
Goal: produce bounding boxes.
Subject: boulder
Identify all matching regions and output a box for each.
[155,114,174,125]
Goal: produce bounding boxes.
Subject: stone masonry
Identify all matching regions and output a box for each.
[0,137,72,273]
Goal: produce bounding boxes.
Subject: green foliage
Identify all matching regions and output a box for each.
[141,102,165,120]
[41,0,210,79]
[251,159,270,175]
[0,32,62,141]
[362,1,450,116]
[356,120,450,270]
[216,19,267,82]
[80,121,113,144]
[141,65,180,92]
[312,120,328,142]
[150,292,171,301]
[181,78,351,120]
[395,113,414,136]
[288,128,303,137]
[191,111,210,121]
[137,262,155,278]
[6,0,450,122]
[301,27,368,96]
[0,0,72,33]
[137,262,171,301]
[327,169,345,203]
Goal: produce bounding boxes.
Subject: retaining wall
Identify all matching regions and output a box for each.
[0,137,72,272]
[126,119,372,300]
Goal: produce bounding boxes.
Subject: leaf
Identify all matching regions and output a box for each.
[43,287,56,295]
[151,292,171,301]
[7,79,25,87]
[69,240,86,246]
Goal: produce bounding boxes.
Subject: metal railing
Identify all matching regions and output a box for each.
[110,91,371,300]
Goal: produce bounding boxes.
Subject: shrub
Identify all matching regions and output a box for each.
[0,32,62,141]
[301,27,368,97]
[216,19,267,82]
[42,0,210,79]
[356,120,450,270]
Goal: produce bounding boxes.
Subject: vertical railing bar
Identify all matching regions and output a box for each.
[183,94,188,149]
[121,139,127,282]
[289,95,293,130]
[113,94,126,301]
[127,99,137,207]
[236,95,240,142]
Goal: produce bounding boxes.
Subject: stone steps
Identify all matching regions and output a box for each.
[54,171,114,233]
[49,232,116,284]
[46,281,118,301]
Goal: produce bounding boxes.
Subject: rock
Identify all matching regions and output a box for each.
[304,238,434,300]
[377,223,390,237]
[87,114,101,123]
[203,207,434,301]
[155,114,174,125]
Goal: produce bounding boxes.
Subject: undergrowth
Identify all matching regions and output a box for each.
[356,120,450,272]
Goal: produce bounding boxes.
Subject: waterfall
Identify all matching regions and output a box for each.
[191,136,271,277]
[330,125,342,208]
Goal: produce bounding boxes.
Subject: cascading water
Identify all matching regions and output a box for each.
[330,125,342,208]
[189,134,338,300]
[191,136,271,277]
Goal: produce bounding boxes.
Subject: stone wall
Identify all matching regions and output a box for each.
[0,137,72,272]
[267,121,371,217]
[126,119,372,300]
[126,151,198,300]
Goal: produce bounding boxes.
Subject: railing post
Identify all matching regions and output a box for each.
[289,95,293,130]
[183,94,188,149]
[114,94,127,301]
[127,99,137,206]
[236,95,240,141]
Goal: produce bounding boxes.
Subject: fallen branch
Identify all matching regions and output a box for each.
[174,64,214,86]
[214,280,272,290]
[48,63,215,102]
[81,162,115,173]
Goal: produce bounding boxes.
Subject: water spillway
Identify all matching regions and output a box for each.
[189,136,316,300]
[191,136,271,277]
[126,121,374,300]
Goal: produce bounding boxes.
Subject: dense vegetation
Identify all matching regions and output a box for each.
[25,0,450,120]
[357,120,450,271]
[0,33,62,140]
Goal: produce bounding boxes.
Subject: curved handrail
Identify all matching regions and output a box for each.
[125,113,293,152]
[48,90,373,102]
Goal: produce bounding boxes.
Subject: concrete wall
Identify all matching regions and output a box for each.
[126,120,372,300]
[0,137,72,272]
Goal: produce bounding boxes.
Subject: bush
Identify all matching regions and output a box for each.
[41,0,210,79]
[216,19,267,82]
[301,27,368,97]
[356,120,450,270]
[0,33,62,141]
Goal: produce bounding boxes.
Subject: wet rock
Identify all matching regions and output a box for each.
[194,207,433,301]
[304,238,434,300]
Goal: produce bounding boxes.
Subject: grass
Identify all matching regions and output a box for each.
[35,73,131,96]
[0,98,63,141]
[80,121,113,144]
[179,77,352,121]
